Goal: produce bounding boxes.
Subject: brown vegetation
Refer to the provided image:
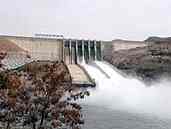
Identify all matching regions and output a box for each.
[0,52,7,69]
[0,61,89,129]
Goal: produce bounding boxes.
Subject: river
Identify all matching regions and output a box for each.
[78,61,171,129]
[82,104,171,129]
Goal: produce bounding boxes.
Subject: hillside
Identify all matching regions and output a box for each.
[0,38,25,52]
[103,42,171,82]
[145,36,171,43]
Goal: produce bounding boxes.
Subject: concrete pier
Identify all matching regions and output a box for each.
[75,40,79,64]
[88,40,91,61]
[69,40,72,64]
[94,40,97,60]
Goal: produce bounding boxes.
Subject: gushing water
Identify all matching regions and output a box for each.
[80,61,171,118]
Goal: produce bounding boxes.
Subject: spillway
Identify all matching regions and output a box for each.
[80,61,171,118]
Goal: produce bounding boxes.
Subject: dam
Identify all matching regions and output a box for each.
[2,35,171,129]
[0,35,149,87]
[63,39,102,64]
[0,35,103,87]
[0,35,102,63]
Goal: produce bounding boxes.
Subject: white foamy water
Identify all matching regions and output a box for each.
[79,61,171,118]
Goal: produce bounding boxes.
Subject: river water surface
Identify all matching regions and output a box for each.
[82,104,171,129]
[79,61,171,129]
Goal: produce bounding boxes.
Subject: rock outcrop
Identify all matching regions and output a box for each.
[104,40,171,82]
[0,38,25,53]
[145,36,171,43]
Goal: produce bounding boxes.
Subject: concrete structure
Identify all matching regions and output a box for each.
[63,39,102,64]
[0,36,102,64]
[0,35,101,87]
[67,64,95,87]
[2,52,32,69]
[101,41,114,59]
[0,35,150,87]
[0,35,151,64]
[0,36,63,61]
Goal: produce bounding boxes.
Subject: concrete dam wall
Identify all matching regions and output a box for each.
[0,35,149,64]
[0,36,97,87]
[63,39,102,64]
[1,36,64,61]
[0,36,102,64]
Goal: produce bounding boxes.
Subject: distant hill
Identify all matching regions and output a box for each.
[145,36,171,43]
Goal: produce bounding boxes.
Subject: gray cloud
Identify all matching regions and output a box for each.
[0,0,171,40]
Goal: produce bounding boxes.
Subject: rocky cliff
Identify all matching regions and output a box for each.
[0,38,25,53]
[104,39,171,82]
[145,36,171,43]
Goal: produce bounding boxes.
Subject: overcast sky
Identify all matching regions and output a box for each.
[0,0,171,40]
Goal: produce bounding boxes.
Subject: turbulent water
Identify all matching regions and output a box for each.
[79,61,171,129]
